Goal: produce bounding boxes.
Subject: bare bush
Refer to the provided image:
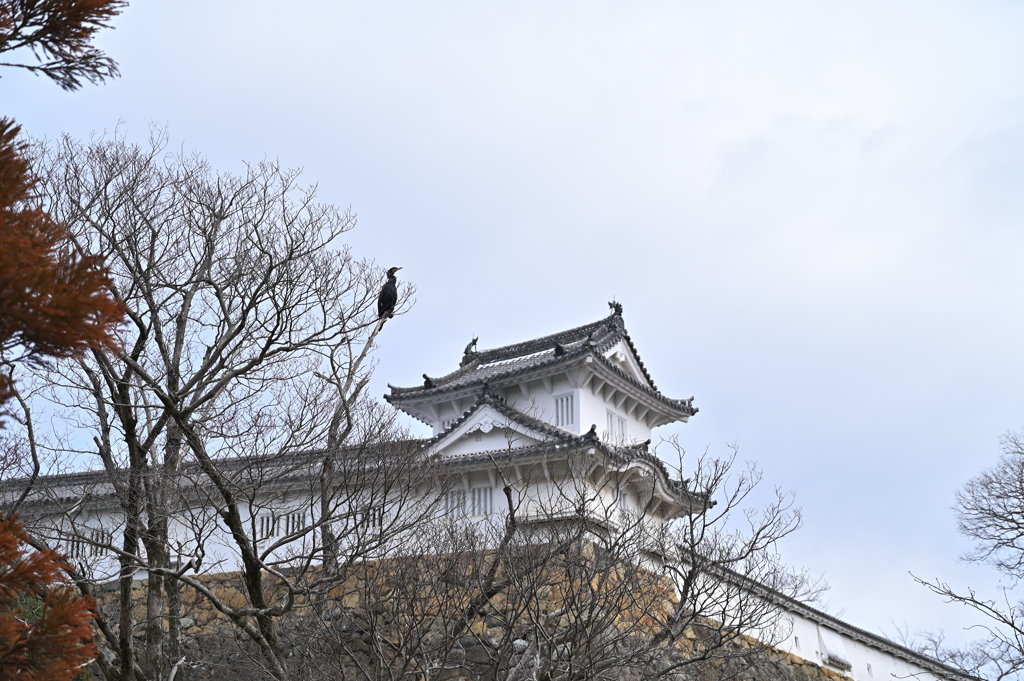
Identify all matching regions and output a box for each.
[915,430,1024,681]
[264,438,817,681]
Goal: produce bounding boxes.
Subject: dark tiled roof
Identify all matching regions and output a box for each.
[0,445,423,510]
[389,315,615,397]
[2,414,703,514]
[386,311,695,416]
[443,439,706,511]
[421,385,704,509]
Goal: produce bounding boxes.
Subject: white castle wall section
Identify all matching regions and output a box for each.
[437,427,525,457]
[778,613,943,681]
[577,380,654,445]
[499,373,579,436]
[17,463,954,681]
[424,366,661,447]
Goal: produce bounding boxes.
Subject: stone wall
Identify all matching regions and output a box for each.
[90,571,855,681]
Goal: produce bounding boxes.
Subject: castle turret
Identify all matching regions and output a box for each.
[385,304,697,448]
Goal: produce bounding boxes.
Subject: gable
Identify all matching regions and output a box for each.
[430,404,553,457]
[602,340,652,389]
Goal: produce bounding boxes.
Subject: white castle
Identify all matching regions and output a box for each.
[382,304,955,681]
[383,303,700,527]
[7,305,956,681]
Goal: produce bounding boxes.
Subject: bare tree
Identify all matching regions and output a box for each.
[265,435,817,681]
[4,127,816,681]
[7,127,425,681]
[915,429,1024,681]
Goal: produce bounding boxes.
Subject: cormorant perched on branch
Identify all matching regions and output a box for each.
[377,267,401,321]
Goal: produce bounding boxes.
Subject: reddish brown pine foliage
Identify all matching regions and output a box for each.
[0,516,97,680]
[0,119,125,411]
[0,0,126,90]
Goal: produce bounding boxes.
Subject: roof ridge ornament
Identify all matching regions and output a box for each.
[608,300,623,317]
[460,337,478,367]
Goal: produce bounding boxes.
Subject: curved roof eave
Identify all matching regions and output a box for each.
[386,346,697,421]
[387,311,674,400]
[411,386,705,511]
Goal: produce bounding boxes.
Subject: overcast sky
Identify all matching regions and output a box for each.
[6,0,1024,646]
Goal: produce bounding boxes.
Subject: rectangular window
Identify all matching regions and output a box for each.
[606,412,627,442]
[471,487,493,516]
[555,394,573,427]
[258,514,278,540]
[67,528,111,560]
[67,537,85,560]
[444,489,466,516]
[286,512,306,534]
[794,636,800,650]
[260,512,309,538]
[360,506,384,529]
[88,528,110,557]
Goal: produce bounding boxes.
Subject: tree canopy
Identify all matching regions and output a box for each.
[0,119,124,414]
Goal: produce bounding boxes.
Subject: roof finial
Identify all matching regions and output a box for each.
[422,374,435,389]
[460,337,478,367]
[608,300,623,317]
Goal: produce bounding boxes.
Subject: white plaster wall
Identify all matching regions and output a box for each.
[578,384,654,444]
[424,368,669,444]
[17,460,950,681]
[428,373,581,437]
[500,373,579,435]
[438,427,545,457]
[778,613,944,681]
[30,494,324,582]
[49,506,122,581]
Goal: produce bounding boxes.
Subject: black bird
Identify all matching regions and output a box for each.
[377,267,401,320]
